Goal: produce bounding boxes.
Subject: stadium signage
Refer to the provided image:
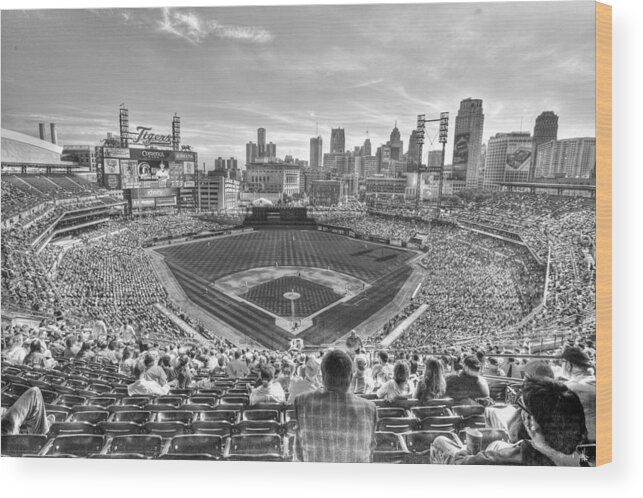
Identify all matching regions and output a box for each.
[130,126,172,146]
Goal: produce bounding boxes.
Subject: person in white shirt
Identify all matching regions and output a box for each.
[377,360,412,402]
[250,367,286,405]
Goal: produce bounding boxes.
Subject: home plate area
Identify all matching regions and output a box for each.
[215,266,367,334]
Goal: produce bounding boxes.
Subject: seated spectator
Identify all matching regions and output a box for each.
[559,346,596,442]
[445,355,490,404]
[212,356,227,376]
[119,347,137,377]
[3,334,26,365]
[430,377,587,466]
[277,358,294,395]
[371,350,393,388]
[174,355,193,389]
[415,356,447,404]
[1,387,55,435]
[62,336,77,359]
[349,356,369,394]
[77,341,95,360]
[377,360,412,402]
[249,367,286,405]
[226,350,249,378]
[294,349,377,463]
[483,357,506,377]
[128,366,170,395]
[142,354,168,387]
[288,359,320,403]
[23,339,47,369]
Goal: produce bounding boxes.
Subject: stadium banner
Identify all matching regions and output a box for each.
[138,188,179,198]
[104,173,122,190]
[103,147,130,159]
[372,236,390,244]
[172,151,197,162]
[169,161,184,187]
[505,143,532,172]
[128,149,171,182]
[121,159,140,188]
[390,239,402,247]
[452,132,470,181]
[131,198,156,208]
[183,161,195,187]
[155,196,177,207]
[104,158,120,175]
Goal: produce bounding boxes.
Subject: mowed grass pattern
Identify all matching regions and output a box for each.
[156,230,412,284]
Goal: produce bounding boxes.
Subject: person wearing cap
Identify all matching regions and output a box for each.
[445,355,490,405]
[430,377,588,466]
[294,349,377,463]
[559,346,596,442]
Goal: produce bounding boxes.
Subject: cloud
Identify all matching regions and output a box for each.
[158,8,274,45]
[349,78,384,89]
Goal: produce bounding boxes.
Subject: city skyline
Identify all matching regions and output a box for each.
[2,2,596,167]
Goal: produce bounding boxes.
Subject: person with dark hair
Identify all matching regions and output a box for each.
[23,339,47,369]
[415,356,447,404]
[3,334,26,365]
[226,349,249,378]
[142,354,168,387]
[377,360,412,401]
[1,387,55,435]
[249,366,285,405]
[77,341,95,360]
[445,355,490,404]
[371,350,393,388]
[119,347,137,377]
[62,336,77,359]
[559,346,596,442]
[349,356,368,394]
[430,377,587,466]
[294,349,377,462]
[175,355,193,390]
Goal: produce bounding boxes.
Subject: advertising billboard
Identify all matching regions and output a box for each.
[452,132,470,181]
[121,159,139,189]
[104,174,122,190]
[104,158,120,175]
[103,148,130,159]
[505,144,532,172]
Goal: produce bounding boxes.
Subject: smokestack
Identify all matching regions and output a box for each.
[39,123,46,141]
[50,123,58,145]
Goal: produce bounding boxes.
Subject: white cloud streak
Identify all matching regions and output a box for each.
[158,8,274,45]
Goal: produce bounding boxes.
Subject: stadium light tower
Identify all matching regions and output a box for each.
[414,112,449,218]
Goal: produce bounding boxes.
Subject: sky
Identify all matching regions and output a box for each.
[1,1,596,168]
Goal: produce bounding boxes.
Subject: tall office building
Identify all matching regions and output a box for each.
[534,137,595,179]
[330,128,345,154]
[363,138,372,157]
[530,111,559,180]
[407,130,420,171]
[310,136,323,169]
[452,98,485,188]
[482,132,533,190]
[257,128,266,157]
[388,121,403,161]
[266,142,276,158]
[246,142,258,165]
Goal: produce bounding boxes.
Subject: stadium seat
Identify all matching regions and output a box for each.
[169,389,193,396]
[191,421,234,437]
[54,394,86,408]
[224,434,284,461]
[146,403,180,412]
[227,388,249,396]
[404,430,462,456]
[107,435,164,458]
[48,409,70,422]
[72,404,109,413]
[120,396,154,407]
[143,421,189,437]
[411,406,452,419]
[110,410,151,424]
[49,421,98,436]
[97,421,142,436]
[39,389,59,404]
[68,411,109,424]
[154,410,193,424]
[452,404,485,418]
[185,396,218,407]
[373,432,409,464]
[234,420,282,435]
[1,434,48,457]
[160,435,223,460]
[376,417,418,434]
[156,396,185,407]
[181,403,212,412]
[377,407,408,419]
[418,416,463,431]
[43,434,105,457]
[421,398,455,407]
[86,397,118,408]
[241,409,281,422]
[357,393,379,400]
[220,395,249,405]
[198,410,238,423]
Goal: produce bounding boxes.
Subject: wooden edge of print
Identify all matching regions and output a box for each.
[595,1,612,467]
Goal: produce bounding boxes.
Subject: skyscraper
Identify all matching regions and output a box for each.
[330,128,345,154]
[407,130,420,171]
[388,121,403,161]
[534,137,595,179]
[257,128,266,157]
[530,111,559,180]
[363,138,372,156]
[310,136,323,169]
[483,132,533,190]
[453,98,485,188]
[266,142,277,158]
[246,142,258,165]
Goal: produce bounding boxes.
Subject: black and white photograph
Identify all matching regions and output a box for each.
[1,0,605,468]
